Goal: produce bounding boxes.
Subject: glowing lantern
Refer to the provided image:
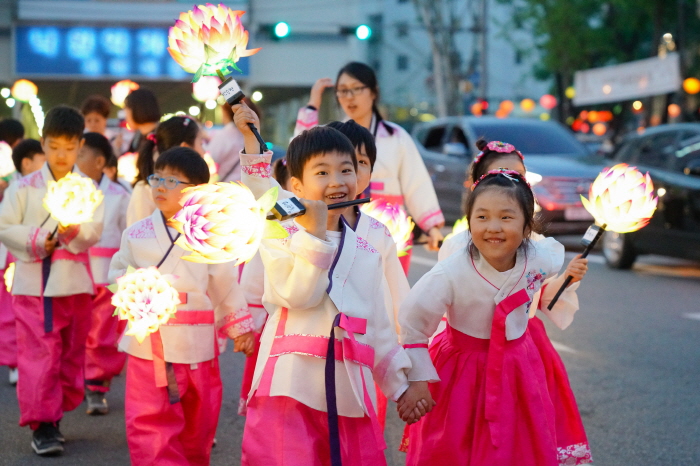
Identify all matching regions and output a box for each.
[520,99,536,113]
[360,200,414,256]
[109,266,180,344]
[169,183,288,264]
[470,102,483,116]
[587,110,599,123]
[202,152,219,181]
[42,173,104,227]
[444,216,468,242]
[539,94,557,110]
[118,152,138,185]
[192,76,221,102]
[499,100,514,114]
[581,163,658,234]
[167,4,261,82]
[668,103,681,118]
[0,142,15,177]
[4,262,14,293]
[683,77,700,95]
[11,79,37,103]
[565,87,576,99]
[592,123,607,136]
[111,80,139,108]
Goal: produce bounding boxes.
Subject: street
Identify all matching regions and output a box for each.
[1,240,699,465]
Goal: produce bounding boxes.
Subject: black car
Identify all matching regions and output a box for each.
[412,117,603,233]
[601,124,700,268]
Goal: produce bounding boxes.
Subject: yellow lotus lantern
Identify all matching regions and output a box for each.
[548,163,658,309]
[42,173,104,227]
[0,141,15,178]
[444,216,468,242]
[360,199,414,256]
[118,152,139,185]
[110,80,139,108]
[581,163,658,234]
[4,262,14,293]
[109,266,180,344]
[168,3,261,82]
[11,79,38,103]
[193,76,221,102]
[169,183,287,265]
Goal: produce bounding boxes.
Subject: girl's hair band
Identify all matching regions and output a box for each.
[474,140,524,164]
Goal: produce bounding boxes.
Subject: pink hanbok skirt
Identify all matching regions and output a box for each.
[528,316,593,465]
[403,325,558,466]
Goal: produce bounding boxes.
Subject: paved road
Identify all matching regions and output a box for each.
[1,242,699,465]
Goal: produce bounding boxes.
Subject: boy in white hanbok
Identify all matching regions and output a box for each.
[77,132,131,415]
[0,107,104,456]
[236,124,414,466]
[109,147,255,466]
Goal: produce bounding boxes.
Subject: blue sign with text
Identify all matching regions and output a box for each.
[15,25,250,80]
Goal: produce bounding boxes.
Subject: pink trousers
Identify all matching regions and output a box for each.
[13,294,92,429]
[242,395,387,466]
[0,276,17,367]
[85,285,127,393]
[125,355,222,466]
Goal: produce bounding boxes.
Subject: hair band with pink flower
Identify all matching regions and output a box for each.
[474,140,524,164]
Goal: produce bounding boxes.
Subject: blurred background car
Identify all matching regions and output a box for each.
[412,116,603,233]
[600,124,700,268]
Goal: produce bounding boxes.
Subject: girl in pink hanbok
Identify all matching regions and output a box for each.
[398,168,588,465]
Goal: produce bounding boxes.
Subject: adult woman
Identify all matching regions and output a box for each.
[123,88,161,154]
[295,63,444,271]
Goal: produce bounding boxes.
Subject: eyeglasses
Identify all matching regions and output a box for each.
[147,174,194,190]
[335,86,368,98]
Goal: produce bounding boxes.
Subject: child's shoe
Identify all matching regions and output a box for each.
[8,367,18,385]
[31,423,64,456]
[86,389,109,415]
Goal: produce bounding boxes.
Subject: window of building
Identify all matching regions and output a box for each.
[397,54,409,71]
[396,22,409,37]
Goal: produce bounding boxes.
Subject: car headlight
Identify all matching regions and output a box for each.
[525,171,543,187]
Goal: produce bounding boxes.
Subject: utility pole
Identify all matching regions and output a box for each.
[479,0,488,104]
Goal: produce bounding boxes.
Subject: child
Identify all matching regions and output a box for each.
[108,147,255,465]
[398,169,587,465]
[237,123,412,466]
[0,106,104,456]
[235,108,410,428]
[126,115,203,227]
[438,139,593,465]
[76,132,131,415]
[0,139,45,385]
[80,95,111,136]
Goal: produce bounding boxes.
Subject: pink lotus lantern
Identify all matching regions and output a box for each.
[444,216,468,242]
[169,183,287,264]
[193,76,222,103]
[0,141,15,177]
[111,80,139,108]
[360,200,414,256]
[168,3,261,82]
[109,266,180,344]
[202,152,219,181]
[118,152,138,185]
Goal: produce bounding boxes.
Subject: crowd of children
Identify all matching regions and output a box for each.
[0,65,593,466]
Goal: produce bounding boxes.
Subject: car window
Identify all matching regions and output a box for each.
[636,132,676,169]
[674,139,700,173]
[423,126,447,150]
[468,122,586,155]
[678,130,700,146]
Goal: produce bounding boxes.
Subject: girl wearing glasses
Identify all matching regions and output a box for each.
[126,115,204,227]
[295,62,445,273]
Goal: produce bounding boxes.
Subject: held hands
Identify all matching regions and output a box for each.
[231,101,263,154]
[565,254,589,284]
[308,78,334,109]
[397,381,436,424]
[295,198,328,241]
[233,331,255,357]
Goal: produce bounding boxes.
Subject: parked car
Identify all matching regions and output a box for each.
[412,117,604,233]
[600,124,700,268]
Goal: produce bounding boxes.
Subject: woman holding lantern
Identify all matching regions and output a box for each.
[295,62,445,272]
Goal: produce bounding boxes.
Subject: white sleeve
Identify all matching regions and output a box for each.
[126,182,155,227]
[208,262,255,339]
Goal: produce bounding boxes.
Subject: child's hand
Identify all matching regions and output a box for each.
[423,227,444,252]
[57,223,78,237]
[295,199,328,240]
[231,101,263,154]
[233,331,255,357]
[565,254,588,284]
[397,381,436,424]
[44,235,58,256]
[308,78,334,109]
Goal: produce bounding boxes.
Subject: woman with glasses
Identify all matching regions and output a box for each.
[126,115,205,226]
[294,62,444,274]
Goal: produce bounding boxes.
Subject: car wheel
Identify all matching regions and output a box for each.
[602,231,637,269]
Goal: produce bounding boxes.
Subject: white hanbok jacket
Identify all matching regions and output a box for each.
[108,209,255,364]
[90,175,130,286]
[251,219,411,418]
[125,180,155,227]
[400,238,574,382]
[0,163,104,297]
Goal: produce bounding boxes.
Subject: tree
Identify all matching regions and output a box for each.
[411,0,464,117]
